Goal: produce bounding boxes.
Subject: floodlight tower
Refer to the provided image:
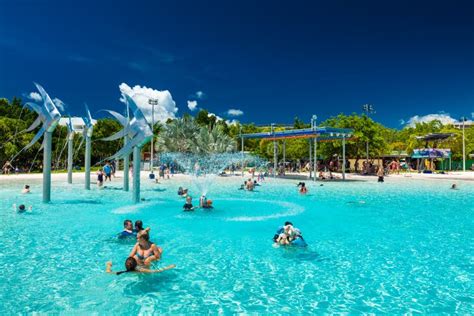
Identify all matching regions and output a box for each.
[362,104,375,166]
[148,98,158,178]
[311,115,317,181]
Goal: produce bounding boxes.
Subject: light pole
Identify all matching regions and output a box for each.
[362,104,375,167]
[271,123,277,177]
[240,125,244,177]
[311,115,317,181]
[461,116,466,172]
[148,98,158,176]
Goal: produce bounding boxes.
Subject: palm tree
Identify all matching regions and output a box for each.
[156,118,236,154]
[194,125,236,154]
[156,117,200,153]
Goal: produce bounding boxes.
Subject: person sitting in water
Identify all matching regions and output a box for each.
[178,186,184,196]
[183,196,195,211]
[318,171,326,180]
[275,224,298,245]
[118,219,135,239]
[297,182,307,194]
[451,184,458,190]
[13,204,32,213]
[253,180,260,187]
[273,221,302,245]
[134,220,144,233]
[21,185,30,194]
[106,257,175,275]
[239,184,245,190]
[246,179,254,191]
[202,199,213,209]
[199,195,207,208]
[129,230,162,267]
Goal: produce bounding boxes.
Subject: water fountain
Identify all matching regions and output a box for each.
[160,152,267,196]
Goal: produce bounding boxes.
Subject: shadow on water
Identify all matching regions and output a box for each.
[122,271,179,295]
[280,247,329,263]
[103,187,124,191]
[143,188,167,192]
[54,199,103,205]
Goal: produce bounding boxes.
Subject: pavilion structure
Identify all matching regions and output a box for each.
[413,133,454,171]
[240,121,354,180]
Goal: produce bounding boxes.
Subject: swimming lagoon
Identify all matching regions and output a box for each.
[0,175,472,314]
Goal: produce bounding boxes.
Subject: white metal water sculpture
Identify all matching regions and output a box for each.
[66,117,75,184]
[82,105,94,190]
[103,94,152,203]
[22,83,62,202]
[101,108,130,191]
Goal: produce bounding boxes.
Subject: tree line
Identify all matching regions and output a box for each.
[0,97,472,172]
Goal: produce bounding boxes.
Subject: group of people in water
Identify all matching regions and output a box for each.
[178,187,213,211]
[239,178,261,191]
[107,219,176,275]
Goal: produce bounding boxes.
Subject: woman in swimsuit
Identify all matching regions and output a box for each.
[106,257,175,275]
[129,230,162,267]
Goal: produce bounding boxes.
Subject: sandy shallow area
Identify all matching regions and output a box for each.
[0,170,473,184]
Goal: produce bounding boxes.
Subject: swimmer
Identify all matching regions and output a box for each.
[21,185,30,194]
[253,180,260,187]
[275,224,297,245]
[134,220,144,233]
[451,184,458,190]
[297,182,307,194]
[106,257,175,275]
[238,184,245,190]
[199,195,207,208]
[178,186,184,195]
[13,204,32,213]
[118,219,135,239]
[183,196,195,211]
[129,230,162,267]
[202,199,213,209]
[246,179,254,191]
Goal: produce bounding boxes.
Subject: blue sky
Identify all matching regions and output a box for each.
[0,0,473,128]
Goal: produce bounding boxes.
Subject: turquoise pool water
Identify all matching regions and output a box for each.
[0,175,472,314]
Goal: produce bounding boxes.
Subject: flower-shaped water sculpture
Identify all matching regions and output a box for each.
[22,83,62,150]
[103,94,153,160]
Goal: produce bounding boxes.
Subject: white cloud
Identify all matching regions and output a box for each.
[27,92,42,102]
[208,112,223,121]
[405,113,473,127]
[52,98,66,112]
[227,108,243,116]
[119,83,178,124]
[225,119,239,126]
[187,100,198,111]
[195,91,205,99]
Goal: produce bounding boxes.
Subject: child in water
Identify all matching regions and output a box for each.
[13,204,32,213]
[297,182,307,194]
[183,196,195,211]
[106,257,176,275]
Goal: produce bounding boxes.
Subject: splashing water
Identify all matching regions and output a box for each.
[160,152,267,196]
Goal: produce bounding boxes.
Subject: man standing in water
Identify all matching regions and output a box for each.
[377,166,384,182]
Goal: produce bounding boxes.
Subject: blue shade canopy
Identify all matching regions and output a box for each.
[241,127,353,140]
[412,148,452,159]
